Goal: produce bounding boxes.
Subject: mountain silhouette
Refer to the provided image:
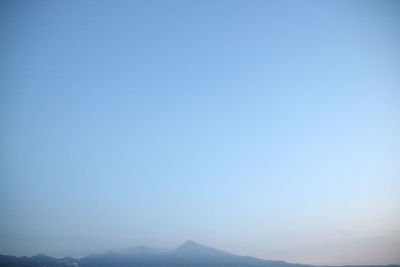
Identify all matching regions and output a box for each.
[79,241,308,267]
[1,241,400,267]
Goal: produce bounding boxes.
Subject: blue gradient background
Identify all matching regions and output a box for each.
[1,0,399,265]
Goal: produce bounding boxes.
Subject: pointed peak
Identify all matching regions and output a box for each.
[182,240,200,246]
[177,240,206,249]
[175,240,230,255]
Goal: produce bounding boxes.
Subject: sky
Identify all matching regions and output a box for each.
[1,0,400,265]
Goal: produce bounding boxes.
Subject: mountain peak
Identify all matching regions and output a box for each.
[175,240,230,255]
[181,240,200,247]
[177,240,207,250]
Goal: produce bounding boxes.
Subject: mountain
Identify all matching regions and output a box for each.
[1,241,400,267]
[80,240,297,267]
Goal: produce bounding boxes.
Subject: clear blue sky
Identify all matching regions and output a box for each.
[1,0,399,265]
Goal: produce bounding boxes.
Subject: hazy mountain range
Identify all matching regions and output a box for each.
[1,240,399,267]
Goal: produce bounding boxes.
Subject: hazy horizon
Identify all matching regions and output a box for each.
[1,238,400,266]
[1,0,399,266]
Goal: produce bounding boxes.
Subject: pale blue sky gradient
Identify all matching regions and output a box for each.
[1,0,400,265]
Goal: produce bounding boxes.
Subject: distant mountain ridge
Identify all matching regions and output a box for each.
[1,240,399,267]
